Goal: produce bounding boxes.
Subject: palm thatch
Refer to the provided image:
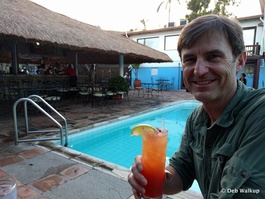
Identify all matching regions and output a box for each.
[0,0,172,64]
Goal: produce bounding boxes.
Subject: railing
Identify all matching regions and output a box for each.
[13,94,68,146]
[245,44,261,56]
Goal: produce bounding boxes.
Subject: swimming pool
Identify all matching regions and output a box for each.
[55,100,201,192]
[67,100,201,168]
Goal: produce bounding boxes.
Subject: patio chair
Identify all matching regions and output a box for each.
[152,81,163,99]
[79,87,92,106]
[167,77,175,90]
[92,87,107,107]
[133,86,144,97]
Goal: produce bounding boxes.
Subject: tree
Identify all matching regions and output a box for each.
[157,0,180,24]
[131,64,140,80]
[185,0,241,22]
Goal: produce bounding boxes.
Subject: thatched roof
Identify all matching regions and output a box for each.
[0,0,172,64]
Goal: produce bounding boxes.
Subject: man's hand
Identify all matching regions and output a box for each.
[127,155,147,199]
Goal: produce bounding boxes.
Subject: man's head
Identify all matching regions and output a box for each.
[178,14,245,60]
[178,14,246,105]
[241,73,246,78]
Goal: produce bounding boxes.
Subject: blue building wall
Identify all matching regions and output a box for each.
[131,66,183,90]
[259,65,265,88]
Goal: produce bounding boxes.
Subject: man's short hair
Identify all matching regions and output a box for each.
[177,14,245,59]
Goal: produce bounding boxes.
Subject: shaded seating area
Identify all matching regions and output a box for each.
[0,0,173,117]
[76,76,130,108]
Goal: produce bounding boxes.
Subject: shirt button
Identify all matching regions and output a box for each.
[241,170,247,178]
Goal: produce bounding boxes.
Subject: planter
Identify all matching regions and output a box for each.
[134,79,142,88]
[113,94,122,100]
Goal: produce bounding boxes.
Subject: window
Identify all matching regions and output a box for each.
[164,35,179,50]
[137,37,159,50]
[243,27,256,45]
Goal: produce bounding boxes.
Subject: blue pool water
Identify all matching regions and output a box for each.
[59,100,202,192]
[67,100,201,168]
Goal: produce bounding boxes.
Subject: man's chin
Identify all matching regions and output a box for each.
[193,92,213,102]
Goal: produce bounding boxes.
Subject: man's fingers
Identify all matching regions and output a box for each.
[128,172,146,195]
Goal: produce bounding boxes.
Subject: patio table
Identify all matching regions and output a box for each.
[142,82,157,98]
[156,79,169,90]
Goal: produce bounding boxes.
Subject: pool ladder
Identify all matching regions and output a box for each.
[13,94,68,147]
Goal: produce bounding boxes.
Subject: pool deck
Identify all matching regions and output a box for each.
[0,89,203,199]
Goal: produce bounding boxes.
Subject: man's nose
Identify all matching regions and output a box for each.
[194,59,209,76]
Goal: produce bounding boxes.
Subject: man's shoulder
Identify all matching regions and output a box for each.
[242,88,265,104]
[236,88,265,116]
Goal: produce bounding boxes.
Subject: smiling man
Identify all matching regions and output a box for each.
[128,14,265,199]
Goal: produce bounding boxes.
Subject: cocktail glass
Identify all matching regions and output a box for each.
[141,128,168,199]
[0,180,17,199]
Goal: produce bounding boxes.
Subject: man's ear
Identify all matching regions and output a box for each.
[236,52,247,72]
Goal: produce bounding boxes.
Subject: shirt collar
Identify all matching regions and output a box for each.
[198,81,249,128]
[215,80,247,127]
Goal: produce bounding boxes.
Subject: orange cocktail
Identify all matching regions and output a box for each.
[141,129,168,199]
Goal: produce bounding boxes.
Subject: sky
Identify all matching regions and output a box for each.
[31,0,262,31]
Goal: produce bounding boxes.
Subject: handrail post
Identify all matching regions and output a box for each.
[24,100,29,134]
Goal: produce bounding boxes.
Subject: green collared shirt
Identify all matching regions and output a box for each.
[169,82,265,199]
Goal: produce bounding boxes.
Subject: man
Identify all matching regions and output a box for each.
[239,72,247,85]
[124,72,131,86]
[65,64,77,87]
[128,14,265,199]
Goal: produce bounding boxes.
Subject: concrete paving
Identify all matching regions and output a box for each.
[0,89,203,199]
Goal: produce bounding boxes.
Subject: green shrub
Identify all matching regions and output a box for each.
[108,76,129,92]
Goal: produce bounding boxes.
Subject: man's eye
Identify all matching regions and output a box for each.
[183,57,196,63]
[208,54,221,60]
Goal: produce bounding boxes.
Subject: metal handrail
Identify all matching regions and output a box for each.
[13,95,68,146]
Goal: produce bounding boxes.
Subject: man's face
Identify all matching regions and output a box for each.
[181,32,245,104]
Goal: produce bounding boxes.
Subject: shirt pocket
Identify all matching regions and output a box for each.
[189,140,204,160]
[215,144,250,187]
[213,143,235,171]
[217,144,263,198]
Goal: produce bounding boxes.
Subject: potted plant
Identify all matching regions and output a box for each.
[108,76,129,100]
[109,75,129,90]
[131,63,142,88]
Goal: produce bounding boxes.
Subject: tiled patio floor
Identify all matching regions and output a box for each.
[0,89,203,199]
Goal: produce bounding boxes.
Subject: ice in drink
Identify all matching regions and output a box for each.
[141,128,168,199]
